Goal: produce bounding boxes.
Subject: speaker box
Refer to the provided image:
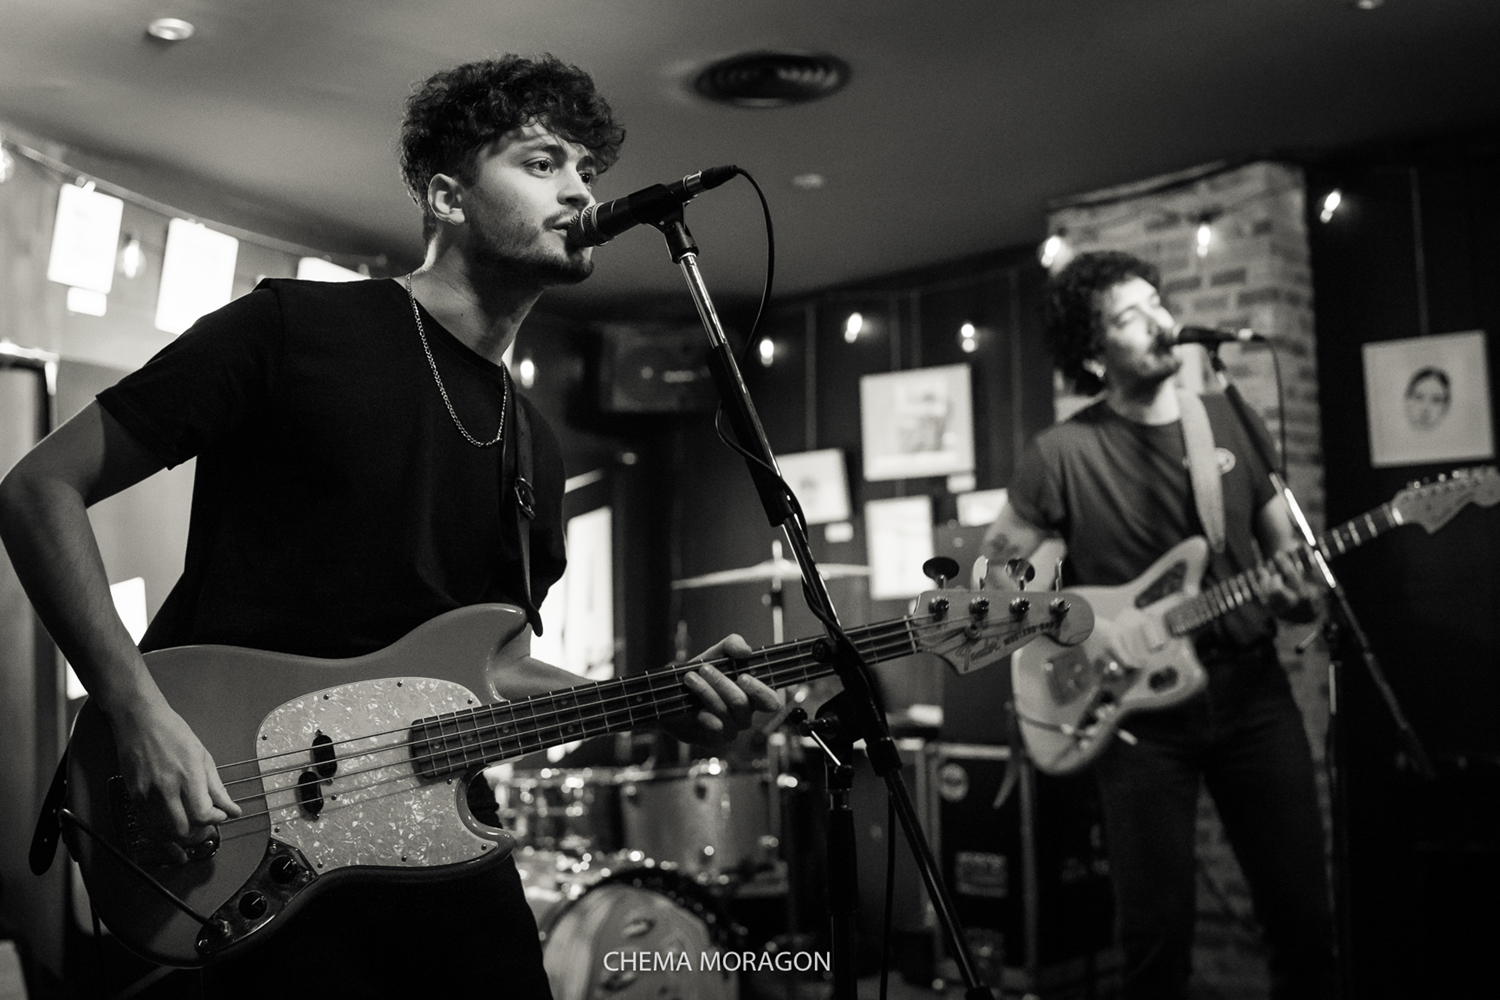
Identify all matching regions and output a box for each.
[597,324,716,413]
[926,743,1117,997]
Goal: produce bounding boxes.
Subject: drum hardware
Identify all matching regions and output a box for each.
[672,540,870,646]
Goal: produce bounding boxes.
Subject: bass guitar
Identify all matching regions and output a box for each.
[60,589,1091,966]
[1014,466,1499,776]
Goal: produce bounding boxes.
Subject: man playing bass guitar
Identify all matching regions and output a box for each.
[981,251,1334,999]
[0,54,780,998]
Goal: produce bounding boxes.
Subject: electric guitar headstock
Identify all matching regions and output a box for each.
[1392,466,1500,533]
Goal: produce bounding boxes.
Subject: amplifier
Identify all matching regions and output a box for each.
[926,743,1117,996]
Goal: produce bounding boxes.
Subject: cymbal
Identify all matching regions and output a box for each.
[672,557,871,590]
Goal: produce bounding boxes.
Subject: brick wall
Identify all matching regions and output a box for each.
[1048,161,1331,999]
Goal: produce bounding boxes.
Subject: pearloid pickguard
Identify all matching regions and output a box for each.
[259,677,497,870]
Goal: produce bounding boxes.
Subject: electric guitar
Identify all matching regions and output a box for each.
[61,589,1092,967]
[1014,466,1499,776]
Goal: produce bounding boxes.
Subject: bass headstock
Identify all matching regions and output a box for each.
[911,588,1094,676]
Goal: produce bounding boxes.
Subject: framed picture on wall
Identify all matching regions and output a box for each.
[859,364,975,481]
[1362,331,1494,467]
[776,448,851,524]
[865,494,935,600]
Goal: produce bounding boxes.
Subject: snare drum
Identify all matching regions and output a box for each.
[619,760,776,878]
[541,870,741,1000]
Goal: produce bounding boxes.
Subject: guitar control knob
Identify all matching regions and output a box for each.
[238,892,268,920]
[270,855,301,884]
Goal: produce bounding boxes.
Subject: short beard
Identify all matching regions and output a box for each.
[471,230,594,289]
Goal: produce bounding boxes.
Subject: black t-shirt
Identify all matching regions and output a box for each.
[1007,395,1278,648]
[98,277,567,657]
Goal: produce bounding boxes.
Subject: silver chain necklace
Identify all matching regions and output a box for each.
[404,274,506,448]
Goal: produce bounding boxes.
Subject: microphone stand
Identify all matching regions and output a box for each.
[647,207,997,1000]
[1203,345,1435,998]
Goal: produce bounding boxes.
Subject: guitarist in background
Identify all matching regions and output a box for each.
[982,251,1334,999]
[0,55,778,997]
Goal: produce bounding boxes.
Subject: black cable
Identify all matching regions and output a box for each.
[701,166,844,636]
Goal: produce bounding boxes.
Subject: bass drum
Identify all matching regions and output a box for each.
[541,870,741,1000]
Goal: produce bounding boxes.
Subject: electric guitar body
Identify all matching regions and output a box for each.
[66,604,530,968]
[1013,539,1210,775]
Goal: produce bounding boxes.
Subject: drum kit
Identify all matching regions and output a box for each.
[500,544,866,1000]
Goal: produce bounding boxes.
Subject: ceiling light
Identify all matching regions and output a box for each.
[959,322,979,354]
[1319,189,1343,223]
[518,355,536,388]
[758,338,775,367]
[1353,0,1385,9]
[1039,233,1070,270]
[147,18,195,42]
[792,173,825,190]
[844,312,864,343]
[118,235,145,279]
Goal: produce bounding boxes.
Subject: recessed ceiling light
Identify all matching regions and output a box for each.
[792,173,826,190]
[1352,0,1385,9]
[147,18,195,42]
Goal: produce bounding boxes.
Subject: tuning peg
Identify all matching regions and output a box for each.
[922,556,961,589]
[1005,558,1035,591]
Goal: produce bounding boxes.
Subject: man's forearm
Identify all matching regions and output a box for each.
[0,470,154,715]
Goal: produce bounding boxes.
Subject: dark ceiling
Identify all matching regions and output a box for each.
[3,0,1498,308]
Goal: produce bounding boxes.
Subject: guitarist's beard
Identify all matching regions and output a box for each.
[1112,351,1182,403]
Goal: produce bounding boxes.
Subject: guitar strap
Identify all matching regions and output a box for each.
[507,378,536,613]
[1177,389,1227,554]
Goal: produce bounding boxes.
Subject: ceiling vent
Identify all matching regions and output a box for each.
[694,51,851,108]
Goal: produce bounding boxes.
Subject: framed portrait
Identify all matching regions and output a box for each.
[860,364,975,482]
[776,448,852,524]
[1362,331,1494,467]
[865,495,935,600]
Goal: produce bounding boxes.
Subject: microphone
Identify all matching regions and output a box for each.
[1169,325,1265,346]
[569,165,738,247]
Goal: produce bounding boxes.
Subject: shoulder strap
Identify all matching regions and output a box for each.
[1177,389,1226,554]
[509,380,537,616]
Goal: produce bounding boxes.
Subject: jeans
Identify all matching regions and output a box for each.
[1092,640,1335,1000]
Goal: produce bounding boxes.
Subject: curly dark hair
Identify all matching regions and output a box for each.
[399,54,626,240]
[1044,250,1162,395]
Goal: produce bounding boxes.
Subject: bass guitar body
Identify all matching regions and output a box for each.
[1013,539,1210,775]
[63,586,1093,966]
[65,604,530,968]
